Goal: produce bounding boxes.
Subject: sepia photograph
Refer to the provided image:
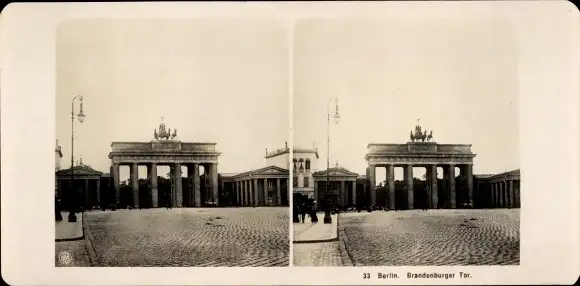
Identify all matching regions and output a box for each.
[1,2,578,285]
[291,18,520,267]
[54,18,290,267]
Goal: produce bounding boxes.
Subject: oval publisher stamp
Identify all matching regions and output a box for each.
[58,251,73,265]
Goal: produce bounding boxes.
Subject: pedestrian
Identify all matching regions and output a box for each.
[293,205,301,223]
[310,204,318,223]
[300,204,306,223]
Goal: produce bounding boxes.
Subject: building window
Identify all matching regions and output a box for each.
[303,177,309,187]
[293,177,298,187]
[305,159,311,170]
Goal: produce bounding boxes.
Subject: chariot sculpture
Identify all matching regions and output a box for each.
[154,117,177,140]
[409,118,434,142]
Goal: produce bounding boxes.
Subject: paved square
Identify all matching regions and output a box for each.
[293,242,344,266]
[340,209,520,266]
[84,207,289,267]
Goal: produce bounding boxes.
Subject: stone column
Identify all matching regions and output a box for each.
[490,183,496,208]
[247,179,252,206]
[193,164,201,207]
[84,179,90,209]
[246,180,251,206]
[185,166,193,207]
[239,181,243,205]
[253,179,259,206]
[514,180,520,208]
[466,164,474,207]
[286,178,290,204]
[494,182,501,208]
[404,165,414,209]
[448,165,456,208]
[174,163,183,207]
[236,181,240,205]
[131,163,139,208]
[387,165,395,210]
[250,180,254,206]
[498,182,504,208]
[239,181,244,206]
[240,181,245,206]
[96,179,101,208]
[351,181,357,207]
[276,178,282,206]
[112,163,120,206]
[241,180,245,206]
[211,163,219,206]
[340,181,346,207]
[504,181,510,208]
[263,178,269,206]
[506,181,512,208]
[149,163,158,208]
[430,164,438,209]
[367,166,376,206]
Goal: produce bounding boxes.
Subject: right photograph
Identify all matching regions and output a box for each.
[292,18,520,266]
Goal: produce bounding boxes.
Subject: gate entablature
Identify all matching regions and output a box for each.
[365,142,476,166]
[108,141,220,164]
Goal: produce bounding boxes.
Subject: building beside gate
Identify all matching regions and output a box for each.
[291,146,319,199]
[473,169,520,209]
[55,160,111,210]
[312,166,359,211]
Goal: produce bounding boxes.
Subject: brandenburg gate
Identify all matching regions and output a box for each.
[108,120,221,208]
[365,121,476,210]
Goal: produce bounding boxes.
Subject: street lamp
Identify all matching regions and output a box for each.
[324,98,340,224]
[68,95,86,222]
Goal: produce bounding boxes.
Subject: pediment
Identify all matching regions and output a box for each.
[234,165,289,179]
[252,166,289,175]
[313,167,359,177]
[56,166,103,177]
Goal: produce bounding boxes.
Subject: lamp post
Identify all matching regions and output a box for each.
[324,98,340,224]
[68,95,86,222]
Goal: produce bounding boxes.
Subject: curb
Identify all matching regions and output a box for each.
[292,237,338,244]
[293,215,339,244]
[55,213,84,242]
[337,214,356,267]
[81,213,98,266]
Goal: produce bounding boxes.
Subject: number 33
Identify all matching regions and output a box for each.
[363,273,371,279]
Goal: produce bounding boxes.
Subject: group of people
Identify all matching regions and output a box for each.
[293,201,318,223]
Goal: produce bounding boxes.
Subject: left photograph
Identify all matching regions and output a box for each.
[54,19,290,267]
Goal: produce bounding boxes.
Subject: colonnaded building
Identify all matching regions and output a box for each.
[304,122,521,211]
[55,120,290,210]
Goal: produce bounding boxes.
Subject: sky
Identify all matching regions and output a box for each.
[56,19,290,180]
[293,17,519,182]
[55,16,519,183]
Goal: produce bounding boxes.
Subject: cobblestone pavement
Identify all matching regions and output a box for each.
[293,242,343,266]
[55,240,92,267]
[85,208,289,267]
[340,209,520,266]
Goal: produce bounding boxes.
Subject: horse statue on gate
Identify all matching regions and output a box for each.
[153,117,178,141]
[410,123,427,142]
[409,118,434,143]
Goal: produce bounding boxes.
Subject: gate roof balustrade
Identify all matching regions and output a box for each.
[109,141,221,164]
